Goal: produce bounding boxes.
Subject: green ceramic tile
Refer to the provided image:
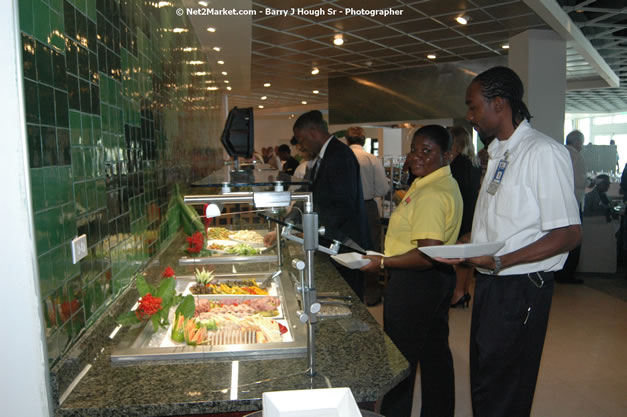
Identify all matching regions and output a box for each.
[77,44,88,80]
[24,79,40,123]
[69,110,82,145]
[90,83,100,115]
[100,103,109,132]
[43,166,60,206]
[38,252,54,292]
[74,181,87,215]
[58,165,73,201]
[30,168,46,211]
[34,211,51,254]
[27,124,43,168]
[33,0,51,44]
[51,51,66,89]
[62,202,76,241]
[66,243,80,278]
[50,10,65,52]
[95,146,103,177]
[51,244,66,285]
[19,0,35,37]
[74,0,86,14]
[56,128,71,166]
[86,180,97,212]
[42,294,59,337]
[41,126,58,166]
[89,52,98,84]
[38,84,55,125]
[79,79,91,113]
[92,116,101,143]
[36,43,54,86]
[67,74,80,111]
[54,90,69,127]
[63,0,76,40]
[50,0,63,13]
[66,40,77,76]
[81,113,92,145]
[22,34,37,80]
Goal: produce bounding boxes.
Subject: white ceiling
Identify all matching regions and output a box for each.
[182,0,627,114]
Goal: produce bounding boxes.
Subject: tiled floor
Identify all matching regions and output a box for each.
[367,275,627,417]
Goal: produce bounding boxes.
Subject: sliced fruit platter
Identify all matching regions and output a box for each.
[186,268,277,296]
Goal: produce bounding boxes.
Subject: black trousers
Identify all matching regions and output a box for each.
[380,267,456,417]
[471,272,554,417]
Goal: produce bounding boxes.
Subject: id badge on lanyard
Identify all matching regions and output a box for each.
[487,151,510,195]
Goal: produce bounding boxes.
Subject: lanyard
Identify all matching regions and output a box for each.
[487,151,509,195]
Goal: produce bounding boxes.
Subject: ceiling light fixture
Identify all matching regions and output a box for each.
[261,96,267,100]
[264,82,271,87]
[311,67,319,75]
[301,101,308,105]
[502,44,510,49]
[224,80,229,83]
[313,90,319,94]
[198,1,208,6]
[217,60,224,64]
[427,54,436,59]
[221,71,227,75]
[226,86,232,91]
[213,47,221,52]
[455,16,468,25]
[258,105,264,109]
[207,27,216,32]
[333,35,344,46]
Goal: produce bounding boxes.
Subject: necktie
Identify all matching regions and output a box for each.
[309,157,320,182]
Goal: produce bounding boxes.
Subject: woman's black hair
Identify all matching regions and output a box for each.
[473,66,532,128]
[414,125,452,152]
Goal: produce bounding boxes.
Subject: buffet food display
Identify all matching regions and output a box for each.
[111,269,307,363]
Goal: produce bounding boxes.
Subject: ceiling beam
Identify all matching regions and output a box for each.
[524,0,619,88]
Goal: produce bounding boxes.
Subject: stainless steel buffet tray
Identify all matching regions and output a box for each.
[110,272,307,364]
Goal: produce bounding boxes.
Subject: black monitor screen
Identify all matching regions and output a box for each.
[220,107,254,158]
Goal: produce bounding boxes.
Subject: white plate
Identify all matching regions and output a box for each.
[263,387,360,417]
[229,230,266,248]
[206,239,237,254]
[331,251,383,270]
[419,241,505,259]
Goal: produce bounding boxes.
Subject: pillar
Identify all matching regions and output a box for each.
[509,30,566,143]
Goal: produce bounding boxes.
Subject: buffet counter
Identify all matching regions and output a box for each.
[52,234,409,417]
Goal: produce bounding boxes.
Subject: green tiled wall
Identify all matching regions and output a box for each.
[20,0,223,365]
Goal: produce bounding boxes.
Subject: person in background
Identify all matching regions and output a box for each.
[345,126,390,305]
[266,146,282,170]
[610,139,620,173]
[277,144,299,175]
[265,111,372,299]
[440,66,581,417]
[584,174,612,219]
[290,135,312,180]
[448,126,482,307]
[555,130,587,284]
[476,133,495,183]
[361,125,462,417]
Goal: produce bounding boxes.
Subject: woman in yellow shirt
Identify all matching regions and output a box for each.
[362,125,462,417]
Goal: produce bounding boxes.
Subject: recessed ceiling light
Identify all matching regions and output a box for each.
[258,105,264,109]
[261,96,267,100]
[333,35,344,46]
[217,60,224,64]
[502,44,510,49]
[427,54,436,59]
[313,90,319,94]
[221,71,227,75]
[264,82,271,87]
[455,16,468,25]
[172,28,187,33]
[213,47,221,52]
[311,67,319,75]
[198,1,208,6]
[226,86,232,91]
[301,101,308,105]
[207,27,216,32]
[224,80,229,83]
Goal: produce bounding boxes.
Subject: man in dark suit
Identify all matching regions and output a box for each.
[293,110,372,298]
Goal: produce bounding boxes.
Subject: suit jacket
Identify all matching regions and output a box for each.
[310,137,372,250]
[450,154,481,236]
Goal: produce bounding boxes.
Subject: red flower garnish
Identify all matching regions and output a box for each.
[278,322,287,334]
[162,266,175,278]
[135,293,163,320]
[186,231,204,254]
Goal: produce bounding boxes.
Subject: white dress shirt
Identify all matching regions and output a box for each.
[471,121,581,274]
[349,144,390,200]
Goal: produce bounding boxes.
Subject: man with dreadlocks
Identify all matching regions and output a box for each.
[439,66,581,417]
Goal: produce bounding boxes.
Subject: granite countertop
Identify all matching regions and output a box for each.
[54,235,409,417]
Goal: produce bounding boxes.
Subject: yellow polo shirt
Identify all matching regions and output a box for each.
[384,165,463,257]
